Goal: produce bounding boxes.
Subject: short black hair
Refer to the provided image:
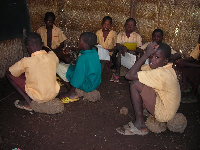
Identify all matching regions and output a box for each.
[102,16,112,24]
[80,32,97,48]
[44,12,55,21]
[125,18,136,26]
[157,43,171,59]
[25,32,43,46]
[152,29,163,37]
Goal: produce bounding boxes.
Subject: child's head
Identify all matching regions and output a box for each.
[78,32,97,50]
[44,12,55,29]
[152,29,163,44]
[25,32,43,54]
[102,16,112,31]
[149,43,171,69]
[124,18,136,33]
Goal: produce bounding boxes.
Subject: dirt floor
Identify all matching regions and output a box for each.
[0,67,200,150]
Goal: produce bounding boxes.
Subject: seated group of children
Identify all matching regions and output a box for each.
[6,12,199,135]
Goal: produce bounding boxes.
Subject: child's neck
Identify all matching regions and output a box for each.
[125,31,133,38]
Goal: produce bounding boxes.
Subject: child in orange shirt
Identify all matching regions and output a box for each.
[116,42,181,135]
[176,35,200,103]
[96,16,117,70]
[6,33,60,111]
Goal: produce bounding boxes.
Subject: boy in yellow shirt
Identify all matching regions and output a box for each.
[96,16,117,70]
[37,12,67,61]
[176,37,200,102]
[110,18,142,82]
[116,42,181,135]
[6,32,60,111]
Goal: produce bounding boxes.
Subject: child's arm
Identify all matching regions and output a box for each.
[169,53,181,63]
[177,59,200,67]
[125,42,158,80]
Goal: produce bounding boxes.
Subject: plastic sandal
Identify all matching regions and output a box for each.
[110,73,119,82]
[61,97,79,103]
[14,100,33,111]
[116,123,148,136]
[56,77,64,86]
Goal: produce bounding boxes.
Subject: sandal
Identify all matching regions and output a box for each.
[56,77,64,86]
[116,123,148,136]
[14,100,33,111]
[61,97,79,103]
[123,121,134,129]
[110,73,119,82]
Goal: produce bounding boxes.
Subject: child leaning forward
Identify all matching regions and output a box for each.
[6,32,60,111]
[116,42,181,135]
[58,32,102,103]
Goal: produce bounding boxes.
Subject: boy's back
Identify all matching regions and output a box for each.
[9,50,60,103]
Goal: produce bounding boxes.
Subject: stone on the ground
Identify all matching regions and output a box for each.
[84,90,100,102]
[167,113,187,133]
[30,98,64,114]
[120,107,128,115]
[76,89,85,97]
[146,115,167,133]
[76,89,100,102]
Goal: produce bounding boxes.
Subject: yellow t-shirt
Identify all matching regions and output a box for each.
[37,25,67,49]
[9,50,60,103]
[96,29,117,55]
[190,44,200,60]
[137,63,181,122]
[116,31,142,47]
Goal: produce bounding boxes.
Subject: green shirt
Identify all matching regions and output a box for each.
[66,48,101,92]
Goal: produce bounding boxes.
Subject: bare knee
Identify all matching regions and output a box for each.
[130,80,144,93]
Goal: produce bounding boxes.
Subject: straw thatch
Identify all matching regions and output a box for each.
[0,38,23,78]
[1,0,199,77]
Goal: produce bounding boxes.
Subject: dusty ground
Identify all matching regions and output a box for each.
[0,68,200,150]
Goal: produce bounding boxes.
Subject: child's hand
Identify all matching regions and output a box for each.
[145,42,159,56]
[121,46,127,56]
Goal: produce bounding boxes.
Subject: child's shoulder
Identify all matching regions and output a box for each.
[96,29,102,34]
[110,30,117,35]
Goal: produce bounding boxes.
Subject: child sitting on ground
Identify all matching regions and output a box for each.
[6,32,60,111]
[58,32,102,103]
[96,16,117,71]
[116,42,181,135]
[176,35,200,103]
[110,18,142,82]
[37,12,69,63]
[140,28,181,64]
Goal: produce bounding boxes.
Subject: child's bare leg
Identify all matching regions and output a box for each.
[63,80,71,90]
[100,60,106,71]
[115,50,122,77]
[6,74,32,106]
[130,80,147,130]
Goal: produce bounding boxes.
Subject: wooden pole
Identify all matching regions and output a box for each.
[130,0,136,18]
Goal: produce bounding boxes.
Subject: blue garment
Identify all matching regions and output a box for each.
[66,48,101,92]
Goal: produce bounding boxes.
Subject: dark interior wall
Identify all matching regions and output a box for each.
[0,0,31,41]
